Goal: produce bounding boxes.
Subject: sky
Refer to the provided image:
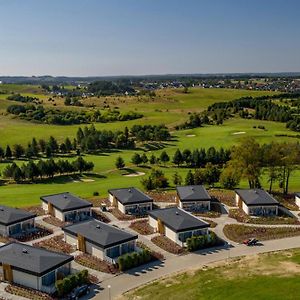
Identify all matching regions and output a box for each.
[0,0,299,76]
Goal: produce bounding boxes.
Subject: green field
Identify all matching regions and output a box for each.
[0,87,276,145]
[125,249,300,300]
[0,86,299,207]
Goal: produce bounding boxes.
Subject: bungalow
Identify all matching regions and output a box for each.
[108,187,153,215]
[0,242,73,293]
[0,206,36,237]
[41,192,92,222]
[235,189,279,216]
[295,193,300,209]
[63,219,138,263]
[148,207,210,246]
[176,185,212,212]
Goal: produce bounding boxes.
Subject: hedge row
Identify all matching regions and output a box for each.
[55,269,89,297]
[186,232,219,252]
[118,249,151,271]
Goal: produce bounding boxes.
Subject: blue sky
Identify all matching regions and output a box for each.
[0,0,299,76]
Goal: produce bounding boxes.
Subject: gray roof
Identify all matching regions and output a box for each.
[0,242,73,276]
[108,187,153,205]
[235,189,279,206]
[0,206,36,226]
[295,193,300,198]
[176,185,211,202]
[63,219,137,249]
[149,207,210,233]
[40,192,92,212]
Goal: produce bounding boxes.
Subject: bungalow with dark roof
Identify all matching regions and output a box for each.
[0,206,36,237]
[63,219,138,263]
[176,185,212,212]
[148,207,210,246]
[0,242,73,293]
[41,192,92,222]
[108,187,153,215]
[235,189,279,216]
[295,193,300,209]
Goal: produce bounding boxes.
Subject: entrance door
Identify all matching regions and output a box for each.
[157,219,165,234]
[2,264,13,282]
[77,234,86,252]
[48,203,54,216]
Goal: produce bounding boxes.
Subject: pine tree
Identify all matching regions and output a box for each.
[185,170,194,185]
[172,149,183,166]
[115,156,125,169]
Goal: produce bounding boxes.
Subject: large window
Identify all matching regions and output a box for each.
[121,241,135,255]
[42,270,56,286]
[9,223,21,235]
[178,231,192,242]
[106,245,120,258]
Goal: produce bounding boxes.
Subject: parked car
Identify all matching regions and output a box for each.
[68,285,90,299]
[243,238,258,246]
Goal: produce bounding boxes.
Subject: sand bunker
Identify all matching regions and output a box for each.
[123,172,145,177]
[232,131,246,135]
[80,178,95,182]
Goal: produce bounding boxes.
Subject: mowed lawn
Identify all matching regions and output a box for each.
[125,249,300,300]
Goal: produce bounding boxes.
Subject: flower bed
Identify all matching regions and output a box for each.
[223,224,300,243]
[273,192,299,211]
[147,191,176,203]
[209,189,236,207]
[43,216,70,228]
[151,235,185,255]
[228,208,300,225]
[193,210,221,218]
[109,208,136,221]
[92,210,110,223]
[23,205,46,216]
[5,284,54,300]
[129,219,154,235]
[75,253,119,274]
[33,234,75,254]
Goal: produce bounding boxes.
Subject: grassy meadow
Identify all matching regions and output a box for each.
[124,249,300,300]
[0,86,299,207]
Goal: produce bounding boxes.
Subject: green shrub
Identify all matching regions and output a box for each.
[55,269,89,296]
[186,233,219,252]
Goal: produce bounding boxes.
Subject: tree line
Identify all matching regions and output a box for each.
[3,157,94,182]
[7,104,143,125]
[0,124,172,161]
[130,147,230,168]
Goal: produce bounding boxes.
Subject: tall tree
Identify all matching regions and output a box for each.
[230,137,262,188]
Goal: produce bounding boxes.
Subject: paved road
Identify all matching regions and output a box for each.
[93,235,300,300]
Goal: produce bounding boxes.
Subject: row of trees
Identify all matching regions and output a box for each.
[130,147,230,168]
[0,136,76,160]
[3,157,94,182]
[7,104,142,125]
[0,124,172,160]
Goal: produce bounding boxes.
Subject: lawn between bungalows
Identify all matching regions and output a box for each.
[124,249,300,300]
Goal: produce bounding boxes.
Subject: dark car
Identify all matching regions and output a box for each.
[68,285,90,300]
[243,238,258,246]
